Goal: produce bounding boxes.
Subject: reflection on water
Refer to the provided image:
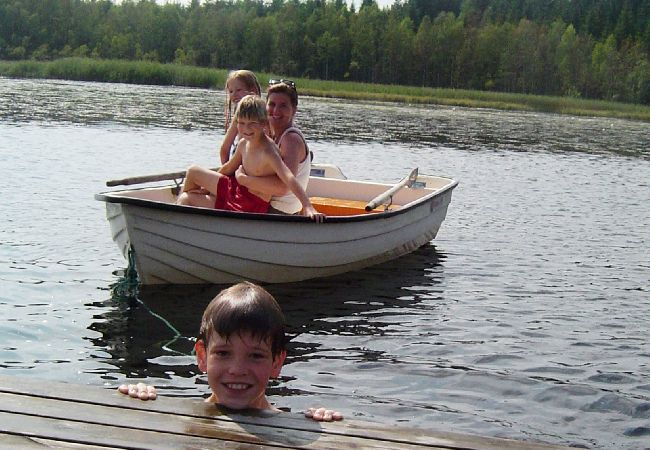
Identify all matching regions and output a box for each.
[88,245,444,385]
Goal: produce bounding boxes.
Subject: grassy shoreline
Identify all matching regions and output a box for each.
[2,57,649,122]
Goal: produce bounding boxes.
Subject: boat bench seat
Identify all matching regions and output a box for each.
[309,197,398,216]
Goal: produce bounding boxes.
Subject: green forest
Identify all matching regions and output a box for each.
[2,0,650,104]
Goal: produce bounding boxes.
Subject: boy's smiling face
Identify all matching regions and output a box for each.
[236,117,265,142]
[196,331,285,410]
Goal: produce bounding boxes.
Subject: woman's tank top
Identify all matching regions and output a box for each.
[228,136,239,160]
[269,127,311,214]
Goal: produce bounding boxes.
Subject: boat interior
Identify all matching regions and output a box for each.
[103,172,456,217]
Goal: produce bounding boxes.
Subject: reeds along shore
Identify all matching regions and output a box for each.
[2,57,649,122]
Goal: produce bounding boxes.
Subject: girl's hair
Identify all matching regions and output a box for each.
[234,95,267,123]
[267,82,298,108]
[224,70,262,131]
[198,282,286,357]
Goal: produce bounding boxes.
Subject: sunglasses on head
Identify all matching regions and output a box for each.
[268,79,296,90]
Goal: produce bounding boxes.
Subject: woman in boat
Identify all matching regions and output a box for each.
[234,79,310,215]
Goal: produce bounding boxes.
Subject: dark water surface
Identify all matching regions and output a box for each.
[1,78,649,448]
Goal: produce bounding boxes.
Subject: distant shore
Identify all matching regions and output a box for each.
[2,57,649,122]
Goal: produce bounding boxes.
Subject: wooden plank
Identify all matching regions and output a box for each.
[1,433,119,449]
[0,393,430,449]
[0,411,275,450]
[0,376,566,449]
[0,391,420,449]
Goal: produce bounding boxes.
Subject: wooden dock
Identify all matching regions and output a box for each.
[0,375,564,449]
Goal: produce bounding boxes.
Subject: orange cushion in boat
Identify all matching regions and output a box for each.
[309,197,395,216]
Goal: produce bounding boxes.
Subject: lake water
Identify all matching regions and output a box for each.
[1,77,649,448]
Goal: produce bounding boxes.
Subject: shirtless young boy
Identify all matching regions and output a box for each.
[176,95,324,222]
[119,282,342,422]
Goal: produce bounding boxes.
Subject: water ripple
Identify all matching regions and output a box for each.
[1,78,649,449]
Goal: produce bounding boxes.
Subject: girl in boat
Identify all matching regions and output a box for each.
[219,70,262,164]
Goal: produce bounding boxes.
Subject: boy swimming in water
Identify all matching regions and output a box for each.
[119,282,342,422]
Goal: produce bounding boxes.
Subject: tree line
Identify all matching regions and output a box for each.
[1,0,649,104]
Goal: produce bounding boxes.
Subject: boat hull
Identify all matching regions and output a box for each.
[98,174,457,284]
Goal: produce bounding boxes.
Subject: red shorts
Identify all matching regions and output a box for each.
[214,176,270,213]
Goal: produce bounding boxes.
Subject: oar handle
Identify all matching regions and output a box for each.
[106,167,220,187]
[365,168,418,212]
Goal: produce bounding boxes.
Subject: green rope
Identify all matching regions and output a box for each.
[109,247,192,355]
[109,247,139,299]
[133,296,190,355]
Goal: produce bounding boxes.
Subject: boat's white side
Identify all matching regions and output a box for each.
[96,174,457,284]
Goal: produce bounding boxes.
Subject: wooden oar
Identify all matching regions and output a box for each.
[106,163,342,187]
[106,168,219,187]
[365,168,419,212]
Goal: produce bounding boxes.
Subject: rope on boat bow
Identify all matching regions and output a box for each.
[109,248,190,355]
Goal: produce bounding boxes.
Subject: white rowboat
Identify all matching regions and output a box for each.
[95,166,457,285]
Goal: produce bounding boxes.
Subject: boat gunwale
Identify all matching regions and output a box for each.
[95,178,458,224]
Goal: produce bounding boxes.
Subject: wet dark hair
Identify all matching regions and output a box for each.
[198,282,286,357]
[267,82,298,108]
